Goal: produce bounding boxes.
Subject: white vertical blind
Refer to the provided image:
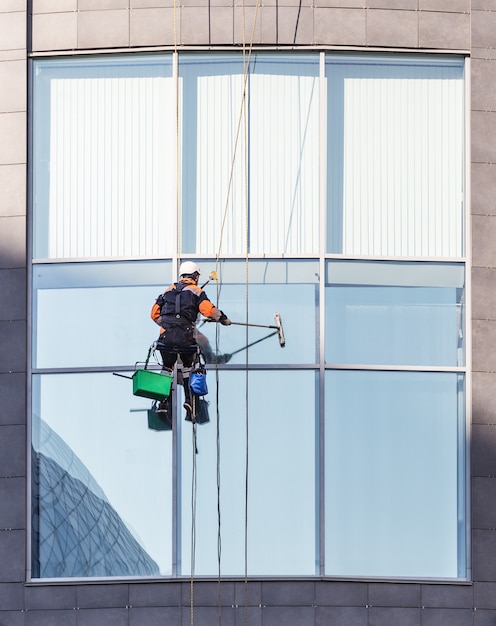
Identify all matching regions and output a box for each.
[195,72,320,256]
[334,64,464,257]
[49,76,176,259]
[195,73,246,255]
[249,74,320,255]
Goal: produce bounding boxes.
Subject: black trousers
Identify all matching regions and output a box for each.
[157,346,197,405]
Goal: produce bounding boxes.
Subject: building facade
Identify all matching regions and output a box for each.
[1,0,496,624]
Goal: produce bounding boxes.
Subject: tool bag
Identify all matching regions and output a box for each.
[189,354,208,396]
[185,398,210,425]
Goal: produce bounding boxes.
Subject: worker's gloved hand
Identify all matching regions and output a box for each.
[218,312,231,326]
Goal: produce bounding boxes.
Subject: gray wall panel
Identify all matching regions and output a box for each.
[128,580,181,606]
[315,580,367,606]
[316,605,368,626]
[0,425,25,477]
[0,478,24,529]
[0,373,25,426]
[421,608,475,626]
[369,582,420,607]
[76,608,129,626]
[0,582,24,610]
[421,583,474,608]
[0,321,26,373]
[368,607,420,626]
[0,269,26,321]
[0,610,24,626]
[76,584,129,609]
[24,584,77,610]
[24,610,77,626]
[474,581,496,609]
[0,530,24,583]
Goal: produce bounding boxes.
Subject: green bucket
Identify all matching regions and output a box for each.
[132,369,173,401]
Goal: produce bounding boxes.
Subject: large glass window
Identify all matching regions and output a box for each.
[178,370,317,576]
[325,370,466,578]
[33,260,171,368]
[31,52,467,581]
[33,56,174,260]
[180,54,321,256]
[32,372,172,578]
[327,56,465,257]
[325,261,465,367]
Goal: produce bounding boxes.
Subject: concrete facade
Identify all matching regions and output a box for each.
[1,0,496,624]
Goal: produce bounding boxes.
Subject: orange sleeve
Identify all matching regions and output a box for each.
[199,298,221,321]
[151,302,162,324]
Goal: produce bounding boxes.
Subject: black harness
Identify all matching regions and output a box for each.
[156,283,198,352]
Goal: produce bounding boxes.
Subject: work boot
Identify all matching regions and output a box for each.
[183,399,193,420]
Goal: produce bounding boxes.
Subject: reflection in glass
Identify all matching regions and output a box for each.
[178,370,318,576]
[33,261,171,368]
[325,370,465,578]
[326,56,464,257]
[180,53,320,255]
[32,419,160,578]
[190,259,319,365]
[32,373,173,577]
[33,55,174,260]
[325,261,465,366]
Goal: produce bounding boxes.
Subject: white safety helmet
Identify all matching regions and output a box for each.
[179,261,201,278]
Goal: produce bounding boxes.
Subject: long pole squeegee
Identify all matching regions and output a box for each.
[225,312,285,347]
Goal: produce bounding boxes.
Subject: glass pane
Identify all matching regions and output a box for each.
[180,53,320,255]
[33,55,174,260]
[327,55,465,257]
[325,370,466,579]
[325,261,465,366]
[32,372,173,578]
[33,260,171,368]
[178,370,318,575]
[190,259,319,365]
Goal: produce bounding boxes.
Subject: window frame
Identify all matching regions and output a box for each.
[28,50,470,583]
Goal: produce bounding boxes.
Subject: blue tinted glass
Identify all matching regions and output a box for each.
[33,261,172,369]
[326,56,465,256]
[33,56,173,260]
[179,53,320,255]
[325,370,466,579]
[32,372,173,578]
[325,261,465,366]
[178,369,318,576]
[191,259,319,365]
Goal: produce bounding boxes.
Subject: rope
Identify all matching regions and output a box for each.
[216,319,222,625]
[172,3,196,623]
[242,11,251,622]
[166,1,260,623]
[190,423,198,626]
[214,0,260,276]
[209,4,259,626]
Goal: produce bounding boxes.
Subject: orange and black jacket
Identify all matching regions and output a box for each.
[151,278,222,334]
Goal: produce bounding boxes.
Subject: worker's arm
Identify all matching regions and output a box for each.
[198,295,231,325]
[151,302,162,325]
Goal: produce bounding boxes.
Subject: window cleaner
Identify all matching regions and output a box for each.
[150,261,231,421]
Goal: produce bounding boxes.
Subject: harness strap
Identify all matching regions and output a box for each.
[175,290,182,317]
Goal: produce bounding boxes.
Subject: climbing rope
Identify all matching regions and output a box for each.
[190,423,198,626]
[211,3,260,626]
[169,0,261,622]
